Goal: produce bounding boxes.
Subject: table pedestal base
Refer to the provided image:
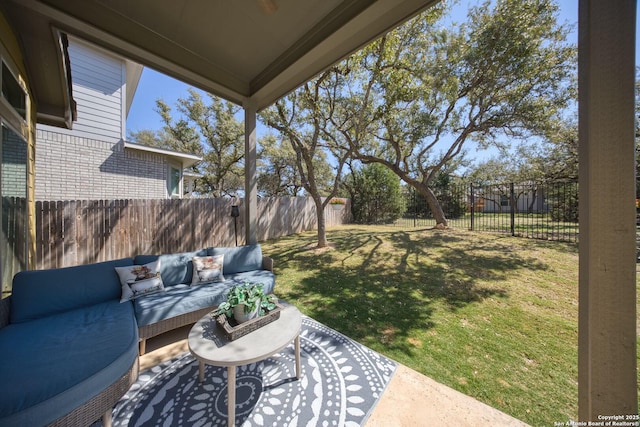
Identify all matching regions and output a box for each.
[197,334,301,427]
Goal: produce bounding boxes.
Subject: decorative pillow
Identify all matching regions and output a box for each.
[115,260,165,302]
[191,255,225,286]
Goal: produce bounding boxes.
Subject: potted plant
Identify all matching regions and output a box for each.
[329,198,346,210]
[214,283,278,324]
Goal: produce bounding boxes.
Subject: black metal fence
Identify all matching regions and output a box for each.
[395,181,579,243]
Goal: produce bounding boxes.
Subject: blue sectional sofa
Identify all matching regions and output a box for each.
[134,245,275,354]
[0,244,274,427]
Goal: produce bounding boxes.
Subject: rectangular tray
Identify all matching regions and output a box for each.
[215,302,283,341]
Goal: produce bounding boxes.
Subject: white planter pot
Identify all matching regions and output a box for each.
[233,302,260,324]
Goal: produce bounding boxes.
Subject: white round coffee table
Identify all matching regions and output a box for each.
[188,304,302,427]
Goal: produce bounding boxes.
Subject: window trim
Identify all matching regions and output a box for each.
[0,119,29,296]
[1,61,26,120]
[168,162,182,199]
[0,51,29,138]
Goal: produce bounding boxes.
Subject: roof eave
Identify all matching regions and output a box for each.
[0,0,77,128]
[250,0,439,110]
[123,141,202,168]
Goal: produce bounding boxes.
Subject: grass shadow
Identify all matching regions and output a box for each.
[263,226,551,356]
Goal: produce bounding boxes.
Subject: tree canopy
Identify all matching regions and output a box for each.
[276,0,576,228]
[129,88,245,197]
[342,163,405,224]
[257,134,334,197]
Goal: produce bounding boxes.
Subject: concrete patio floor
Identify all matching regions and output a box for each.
[140,324,530,427]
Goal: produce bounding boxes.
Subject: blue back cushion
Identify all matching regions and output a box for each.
[134,249,207,287]
[207,245,263,274]
[10,258,133,323]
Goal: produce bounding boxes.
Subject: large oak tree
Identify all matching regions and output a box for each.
[260,74,352,247]
[270,0,575,228]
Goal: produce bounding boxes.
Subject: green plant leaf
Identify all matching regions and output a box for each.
[222,282,275,316]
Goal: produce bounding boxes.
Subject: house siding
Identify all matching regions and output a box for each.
[46,39,124,141]
[35,37,174,201]
[35,130,168,200]
[35,37,194,202]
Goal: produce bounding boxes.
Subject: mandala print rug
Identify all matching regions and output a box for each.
[112,317,397,427]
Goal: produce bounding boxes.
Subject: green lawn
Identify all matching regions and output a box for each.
[395,213,579,242]
[260,225,639,427]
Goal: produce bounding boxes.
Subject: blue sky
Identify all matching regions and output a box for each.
[126,0,635,163]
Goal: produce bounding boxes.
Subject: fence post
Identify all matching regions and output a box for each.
[413,187,417,228]
[470,183,475,231]
[510,182,515,236]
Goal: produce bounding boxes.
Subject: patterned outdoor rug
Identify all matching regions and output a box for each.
[111,317,396,426]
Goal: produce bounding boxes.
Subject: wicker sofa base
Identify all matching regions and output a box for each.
[0,297,10,329]
[138,306,215,355]
[48,357,139,427]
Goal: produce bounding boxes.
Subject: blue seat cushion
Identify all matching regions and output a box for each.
[225,270,276,290]
[134,270,275,327]
[134,250,207,287]
[0,300,138,426]
[207,245,263,274]
[10,258,133,323]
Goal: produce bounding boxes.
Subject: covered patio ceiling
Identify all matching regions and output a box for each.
[2,0,438,124]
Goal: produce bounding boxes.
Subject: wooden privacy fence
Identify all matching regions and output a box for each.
[35,197,350,270]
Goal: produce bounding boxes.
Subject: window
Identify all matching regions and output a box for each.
[2,62,26,120]
[169,165,181,198]
[1,123,27,297]
[0,52,29,297]
[500,194,509,207]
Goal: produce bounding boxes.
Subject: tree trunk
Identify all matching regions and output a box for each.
[315,199,328,248]
[417,184,448,228]
[527,188,537,214]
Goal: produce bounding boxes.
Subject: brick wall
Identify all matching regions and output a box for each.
[35,129,168,200]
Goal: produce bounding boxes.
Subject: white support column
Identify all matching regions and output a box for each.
[578,0,637,420]
[244,100,258,245]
